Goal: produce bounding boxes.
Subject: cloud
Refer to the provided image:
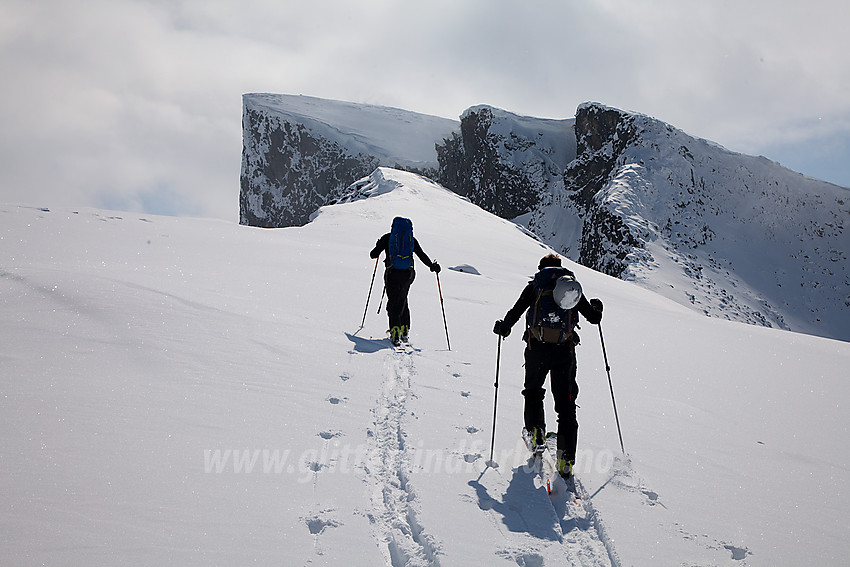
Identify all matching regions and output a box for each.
[0,0,848,221]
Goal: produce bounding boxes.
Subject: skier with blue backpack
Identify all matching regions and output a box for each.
[493,254,603,479]
[370,217,440,345]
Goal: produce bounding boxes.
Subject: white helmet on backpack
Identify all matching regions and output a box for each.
[553,276,582,310]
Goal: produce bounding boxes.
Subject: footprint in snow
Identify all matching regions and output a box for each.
[303,510,341,535]
[723,544,750,561]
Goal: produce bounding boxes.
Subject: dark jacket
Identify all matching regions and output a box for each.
[502,273,602,342]
[370,233,436,271]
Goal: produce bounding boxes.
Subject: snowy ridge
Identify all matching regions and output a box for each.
[565,103,850,341]
[3,172,850,565]
[461,105,577,170]
[245,93,458,170]
[437,105,576,223]
[242,94,848,341]
[240,94,458,228]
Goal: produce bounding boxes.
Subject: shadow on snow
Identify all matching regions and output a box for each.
[468,465,561,542]
[345,332,393,353]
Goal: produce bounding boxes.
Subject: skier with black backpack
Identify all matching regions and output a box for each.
[492,254,603,479]
[370,217,440,346]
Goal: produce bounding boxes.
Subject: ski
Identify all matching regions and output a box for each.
[522,429,582,504]
[543,433,582,504]
[521,428,556,494]
[386,336,415,353]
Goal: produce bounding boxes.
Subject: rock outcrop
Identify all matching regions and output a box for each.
[566,102,850,340]
[435,106,575,221]
[240,105,378,227]
[240,94,457,227]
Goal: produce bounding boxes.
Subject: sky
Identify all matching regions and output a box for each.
[1,0,848,221]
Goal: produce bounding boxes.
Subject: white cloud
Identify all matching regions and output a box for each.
[0,0,848,220]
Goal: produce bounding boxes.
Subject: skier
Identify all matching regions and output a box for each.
[492,254,603,479]
[370,217,440,345]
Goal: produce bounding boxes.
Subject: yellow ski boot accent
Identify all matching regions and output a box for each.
[557,458,574,479]
[390,326,402,345]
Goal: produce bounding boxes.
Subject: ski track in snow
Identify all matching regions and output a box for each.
[361,339,617,567]
[570,476,621,567]
[487,454,617,566]
[365,346,441,566]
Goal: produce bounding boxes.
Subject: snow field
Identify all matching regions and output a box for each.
[2,169,850,565]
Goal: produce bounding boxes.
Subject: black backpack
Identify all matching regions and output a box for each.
[526,267,579,344]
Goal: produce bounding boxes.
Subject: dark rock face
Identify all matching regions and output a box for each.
[240,96,577,231]
[562,102,850,340]
[579,205,642,278]
[436,107,552,220]
[438,107,577,222]
[240,108,377,227]
[569,104,639,207]
[565,104,642,277]
[432,103,643,276]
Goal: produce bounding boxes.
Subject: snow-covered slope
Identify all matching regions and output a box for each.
[565,103,850,342]
[3,169,850,566]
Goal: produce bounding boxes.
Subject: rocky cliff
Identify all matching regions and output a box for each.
[435,106,575,221]
[240,105,376,227]
[569,102,850,339]
[240,94,457,227]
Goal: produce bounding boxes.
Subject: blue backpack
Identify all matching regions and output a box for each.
[388,217,414,270]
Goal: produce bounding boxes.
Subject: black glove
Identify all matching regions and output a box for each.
[493,319,511,337]
[430,262,441,273]
[589,298,603,312]
[370,249,380,259]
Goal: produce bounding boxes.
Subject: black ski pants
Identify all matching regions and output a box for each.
[384,267,415,330]
[522,339,579,462]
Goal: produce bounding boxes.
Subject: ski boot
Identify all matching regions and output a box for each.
[530,427,546,456]
[390,326,403,346]
[556,458,574,479]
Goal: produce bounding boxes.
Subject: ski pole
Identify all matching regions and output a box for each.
[361,258,379,328]
[488,334,503,465]
[435,268,451,351]
[377,284,385,315]
[598,324,625,454]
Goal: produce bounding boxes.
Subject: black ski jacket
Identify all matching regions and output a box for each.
[502,275,602,340]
